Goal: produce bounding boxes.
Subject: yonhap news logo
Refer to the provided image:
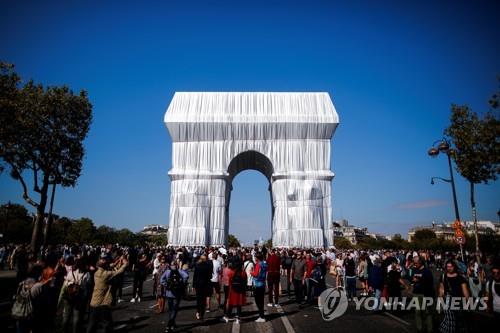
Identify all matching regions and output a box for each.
[318,287,348,321]
[318,288,488,321]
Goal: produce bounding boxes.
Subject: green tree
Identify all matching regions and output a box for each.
[444,89,499,255]
[0,202,32,243]
[115,228,138,246]
[67,218,95,244]
[94,225,118,245]
[334,237,352,249]
[264,238,273,249]
[50,216,72,244]
[357,237,380,249]
[146,234,168,246]
[412,229,438,249]
[0,63,93,252]
[228,234,241,248]
[392,234,410,250]
[413,229,437,242]
[464,233,500,254]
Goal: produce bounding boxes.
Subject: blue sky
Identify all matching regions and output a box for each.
[1,0,499,244]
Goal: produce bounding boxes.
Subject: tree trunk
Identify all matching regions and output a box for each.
[30,208,45,255]
[470,182,480,263]
[30,177,49,255]
[43,183,56,248]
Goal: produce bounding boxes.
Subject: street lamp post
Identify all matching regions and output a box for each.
[428,138,464,261]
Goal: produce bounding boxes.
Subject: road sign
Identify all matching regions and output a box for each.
[455,236,465,245]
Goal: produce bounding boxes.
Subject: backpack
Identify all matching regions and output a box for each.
[166,270,185,296]
[231,270,246,293]
[67,283,81,301]
[11,281,34,320]
[66,271,82,303]
[259,262,267,280]
[253,262,267,288]
[344,258,356,276]
[311,266,323,283]
[456,260,467,275]
[230,256,242,270]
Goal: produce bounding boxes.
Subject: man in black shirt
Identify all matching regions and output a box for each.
[344,254,357,300]
[411,256,434,333]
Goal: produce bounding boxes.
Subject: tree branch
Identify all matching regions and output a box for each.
[10,163,39,208]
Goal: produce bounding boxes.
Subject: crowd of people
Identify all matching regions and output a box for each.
[2,242,500,333]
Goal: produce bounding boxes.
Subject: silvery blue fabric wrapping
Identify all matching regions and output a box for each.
[165,92,339,248]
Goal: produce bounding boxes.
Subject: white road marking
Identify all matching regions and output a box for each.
[275,304,296,333]
[248,298,274,333]
[384,312,411,326]
[231,320,240,333]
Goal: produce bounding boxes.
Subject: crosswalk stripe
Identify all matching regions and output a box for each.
[231,321,240,333]
[275,304,296,333]
[383,312,411,327]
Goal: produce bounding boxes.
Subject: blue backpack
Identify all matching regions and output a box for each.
[456,260,467,275]
[254,261,267,288]
[311,266,323,283]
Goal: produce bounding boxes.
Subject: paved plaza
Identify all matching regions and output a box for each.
[101,273,412,333]
[1,268,411,333]
[2,267,497,333]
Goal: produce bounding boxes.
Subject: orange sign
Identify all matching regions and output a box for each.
[455,236,465,245]
[452,220,465,242]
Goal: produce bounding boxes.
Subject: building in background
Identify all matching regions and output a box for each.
[366,232,387,241]
[141,224,168,236]
[332,219,368,245]
[407,220,499,242]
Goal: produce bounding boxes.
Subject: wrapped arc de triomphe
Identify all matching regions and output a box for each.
[165,92,339,248]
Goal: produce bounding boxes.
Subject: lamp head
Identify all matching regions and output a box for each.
[428,147,439,157]
[438,141,450,153]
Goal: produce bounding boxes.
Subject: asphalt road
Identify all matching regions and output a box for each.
[107,272,411,333]
[3,269,496,332]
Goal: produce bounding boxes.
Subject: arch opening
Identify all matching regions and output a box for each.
[227,150,274,182]
[225,151,275,245]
